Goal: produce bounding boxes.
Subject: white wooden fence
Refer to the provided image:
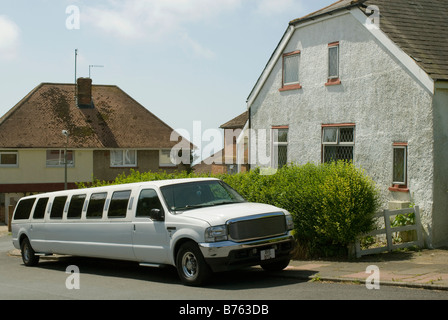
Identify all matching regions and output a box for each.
[355,206,423,258]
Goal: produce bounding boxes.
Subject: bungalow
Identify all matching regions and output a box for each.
[193,111,249,175]
[0,78,191,225]
[246,0,448,247]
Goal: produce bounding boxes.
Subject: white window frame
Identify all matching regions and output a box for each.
[0,151,18,167]
[392,144,407,186]
[159,149,176,167]
[46,150,74,167]
[283,52,300,86]
[328,43,339,79]
[322,125,355,163]
[271,127,288,169]
[110,149,137,167]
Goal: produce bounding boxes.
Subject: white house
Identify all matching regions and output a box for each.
[246,0,448,247]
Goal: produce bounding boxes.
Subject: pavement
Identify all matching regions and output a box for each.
[2,224,448,291]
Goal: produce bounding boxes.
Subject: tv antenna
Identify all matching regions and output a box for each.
[89,65,104,78]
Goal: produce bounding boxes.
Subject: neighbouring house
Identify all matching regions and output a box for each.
[0,77,191,225]
[194,111,249,175]
[246,0,448,247]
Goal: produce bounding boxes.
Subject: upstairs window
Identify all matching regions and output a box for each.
[322,125,355,163]
[110,150,137,167]
[159,150,176,167]
[280,51,301,91]
[326,42,341,86]
[46,150,74,167]
[0,151,18,167]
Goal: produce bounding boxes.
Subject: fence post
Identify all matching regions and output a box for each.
[383,209,393,251]
[414,206,423,247]
[8,205,13,232]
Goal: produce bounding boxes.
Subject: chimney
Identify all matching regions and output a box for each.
[77,77,93,108]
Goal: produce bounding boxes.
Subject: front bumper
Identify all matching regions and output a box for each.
[198,233,295,272]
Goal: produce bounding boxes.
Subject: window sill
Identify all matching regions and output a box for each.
[388,184,409,193]
[325,78,341,86]
[110,166,138,169]
[279,83,302,92]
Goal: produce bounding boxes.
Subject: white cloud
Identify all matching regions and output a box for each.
[84,0,241,40]
[255,0,305,16]
[180,33,216,60]
[0,15,20,60]
[83,0,242,58]
[82,0,304,58]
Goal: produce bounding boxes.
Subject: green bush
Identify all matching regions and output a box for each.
[222,162,380,257]
[79,161,380,258]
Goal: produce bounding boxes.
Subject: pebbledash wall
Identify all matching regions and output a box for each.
[248,11,448,247]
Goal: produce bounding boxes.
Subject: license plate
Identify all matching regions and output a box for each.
[260,249,275,261]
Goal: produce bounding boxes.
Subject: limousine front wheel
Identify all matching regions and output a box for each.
[20,237,39,266]
[176,241,211,286]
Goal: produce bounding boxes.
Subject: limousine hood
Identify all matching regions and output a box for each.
[179,202,287,226]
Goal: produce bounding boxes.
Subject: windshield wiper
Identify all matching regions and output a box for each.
[211,200,245,206]
[171,204,208,212]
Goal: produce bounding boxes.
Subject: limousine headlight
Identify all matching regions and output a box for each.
[285,214,294,231]
[205,225,228,242]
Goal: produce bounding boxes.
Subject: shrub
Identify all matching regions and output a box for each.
[222,162,380,258]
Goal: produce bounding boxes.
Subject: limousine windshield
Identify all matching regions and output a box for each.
[160,180,245,212]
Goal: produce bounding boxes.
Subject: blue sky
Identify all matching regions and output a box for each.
[0,0,335,153]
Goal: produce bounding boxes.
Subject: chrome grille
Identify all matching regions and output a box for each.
[227,213,287,242]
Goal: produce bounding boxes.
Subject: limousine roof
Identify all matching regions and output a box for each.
[19,178,220,199]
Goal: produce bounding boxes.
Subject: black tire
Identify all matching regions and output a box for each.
[176,241,211,286]
[20,237,39,266]
[261,258,290,272]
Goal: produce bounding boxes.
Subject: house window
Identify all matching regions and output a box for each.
[0,151,18,166]
[159,149,176,167]
[272,127,288,169]
[46,150,74,167]
[110,149,137,167]
[392,143,407,186]
[322,125,355,163]
[326,42,341,86]
[280,51,301,91]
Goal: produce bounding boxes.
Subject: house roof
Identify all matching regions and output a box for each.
[290,0,448,81]
[0,82,189,149]
[362,0,448,81]
[220,111,248,129]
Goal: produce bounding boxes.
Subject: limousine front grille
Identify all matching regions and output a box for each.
[227,213,287,242]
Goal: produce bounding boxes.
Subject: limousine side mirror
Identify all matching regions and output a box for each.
[149,208,165,221]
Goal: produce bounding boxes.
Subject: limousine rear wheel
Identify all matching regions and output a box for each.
[176,241,211,286]
[20,237,39,266]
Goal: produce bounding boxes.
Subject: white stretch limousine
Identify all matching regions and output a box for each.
[12,178,295,286]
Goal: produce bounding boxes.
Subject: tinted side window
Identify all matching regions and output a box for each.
[50,196,68,219]
[136,189,163,217]
[33,198,49,219]
[67,194,86,219]
[108,190,131,218]
[86,192,107,218]
[13,198,36,220]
